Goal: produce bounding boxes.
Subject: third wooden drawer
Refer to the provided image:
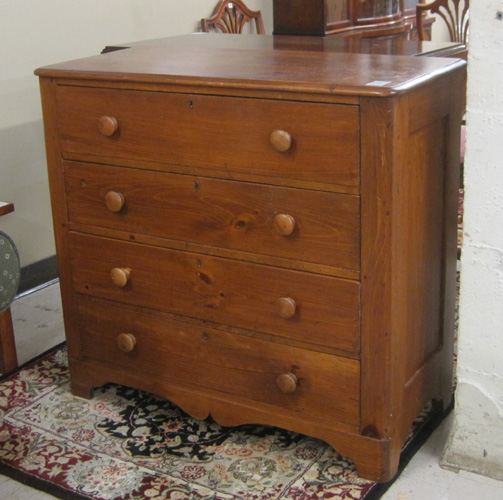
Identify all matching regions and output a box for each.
[69,232,360,353]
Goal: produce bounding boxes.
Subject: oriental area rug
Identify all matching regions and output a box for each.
[0,345,444,500]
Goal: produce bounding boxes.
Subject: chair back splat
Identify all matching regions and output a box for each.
[201,0,265,34]
[416,0,469,43]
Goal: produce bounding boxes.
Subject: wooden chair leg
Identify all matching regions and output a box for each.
[0,308,18,373]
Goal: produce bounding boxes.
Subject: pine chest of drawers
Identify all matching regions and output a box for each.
[36,36,466,482]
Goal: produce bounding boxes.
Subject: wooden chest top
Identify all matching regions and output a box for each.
[35,36,465,97]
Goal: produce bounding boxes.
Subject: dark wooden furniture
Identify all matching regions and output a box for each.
[201,0,265,34]
[0,202,14,217]
[273,0,408,36]
[0,201,19,374]
[36,39,465,482]
[272,0,436,40]
[417,0,469,43]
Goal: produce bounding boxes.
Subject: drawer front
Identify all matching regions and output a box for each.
[65,162,360,272]
[70,232,360,352]
[77,298,360,427]
[56,86,360,188]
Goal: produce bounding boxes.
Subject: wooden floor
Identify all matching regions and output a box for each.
[1,283,502,499]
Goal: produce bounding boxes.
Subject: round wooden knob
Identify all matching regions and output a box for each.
[110,267,131,287]
[105,191,125,213]
[117,333,136,353]
[276,372,298,393]
[98,115,119,137]
[275,297,296,319]
[273,213,296,236]
[270,130,292,153]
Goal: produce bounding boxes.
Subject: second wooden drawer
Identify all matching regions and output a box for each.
[65,161,360,273]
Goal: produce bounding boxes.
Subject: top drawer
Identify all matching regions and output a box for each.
[55,86,360,188]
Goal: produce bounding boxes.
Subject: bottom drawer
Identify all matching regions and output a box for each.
[76,298,361,428]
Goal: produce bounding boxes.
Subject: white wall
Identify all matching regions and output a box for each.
[0,0,272,267]
[442,1,503,480]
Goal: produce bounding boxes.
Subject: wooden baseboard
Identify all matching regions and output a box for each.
[18,255,58,295]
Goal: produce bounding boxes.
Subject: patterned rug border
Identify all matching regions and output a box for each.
[0,341,94,500]
[0,341,67,382]
[0,343,453,500]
